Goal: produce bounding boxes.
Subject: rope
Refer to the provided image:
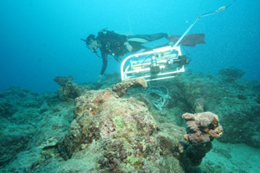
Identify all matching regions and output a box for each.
[146,85,171,110]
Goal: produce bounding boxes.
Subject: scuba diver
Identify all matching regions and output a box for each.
[81,29,205,82]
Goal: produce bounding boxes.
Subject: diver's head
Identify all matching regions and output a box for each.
[86,34,99,53]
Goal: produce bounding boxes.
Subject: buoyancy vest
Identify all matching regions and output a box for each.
[97,30,128,57]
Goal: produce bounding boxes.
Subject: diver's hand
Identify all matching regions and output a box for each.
[97,74,102,83]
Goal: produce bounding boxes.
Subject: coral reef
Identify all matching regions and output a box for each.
[163,68,260,148]
[58,88,161,172]
[54,75,89,100]
[53,75,74,86]
[57,86,222,171]
[179,112,223,166]
[57,81,87,100]
[0,87,72,168]
[1,67,260,172]
[218,67,245,82]
[182,112,223,145]
[112,77,147,97]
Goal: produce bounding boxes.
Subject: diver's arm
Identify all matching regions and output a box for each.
[98,51,108,83]
[100,51,108,75]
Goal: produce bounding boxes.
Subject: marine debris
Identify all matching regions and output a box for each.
[146,85,171,110]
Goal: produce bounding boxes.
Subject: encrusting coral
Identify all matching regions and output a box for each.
[182,112,223,145]
[53,75,74,86]
[112,77,147,97]
[58,88,160,171]
[178,112,223,166]
[57,80,223,171]
[2,67,259,172]
[53,75,88,100]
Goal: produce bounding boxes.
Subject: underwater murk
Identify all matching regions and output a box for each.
[1,67,260,172]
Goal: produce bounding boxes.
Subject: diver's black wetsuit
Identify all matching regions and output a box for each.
[97,30,168,75]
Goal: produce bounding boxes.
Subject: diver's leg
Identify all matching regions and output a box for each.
[129,41,152,53]
[127,33,168,43]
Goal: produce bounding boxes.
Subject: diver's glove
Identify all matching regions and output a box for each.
[97,74,102,83]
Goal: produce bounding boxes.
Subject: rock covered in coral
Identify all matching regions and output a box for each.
[2,101,74,172]
[0,87,70,168]
[164,68,260,148]
[218,67,245,82]
[2,67,260,172]
[218,67,245,79]
[179,140,213,166]
[53,75,74,86]
[182,112,223,145]
[112,77,147,97]
[53,75,90,100]
[155,123,188,171]
[58,88,161,172]
[0,84,231,172]
[57,82,89,100]
[221,108,260,148]
[56,86,218,172]
[178,112,223,166]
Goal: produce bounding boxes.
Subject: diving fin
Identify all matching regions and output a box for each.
[168,34,205,47]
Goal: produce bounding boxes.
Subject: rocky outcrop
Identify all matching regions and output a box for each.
[0,87,63,167]
[179,112,223,166]
[57,88,219,172]
[54,75,88,100]
[1,66,259,172]
[112,77,147,97]
[164,68,260,148]
[218,67,245,82]
[58,88,160,172]
[53,75,74,86]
